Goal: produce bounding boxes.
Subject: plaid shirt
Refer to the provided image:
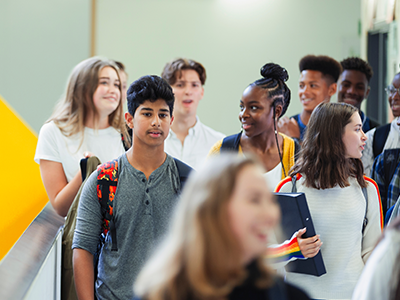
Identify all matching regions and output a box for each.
[370,148,400,215]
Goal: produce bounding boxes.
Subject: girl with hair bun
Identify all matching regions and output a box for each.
[34,57,128,217]
[209,62,297,191]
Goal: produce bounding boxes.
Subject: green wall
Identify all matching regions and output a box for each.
[1,0,361,135]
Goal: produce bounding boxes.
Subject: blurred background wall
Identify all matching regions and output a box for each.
[0,0,362,135]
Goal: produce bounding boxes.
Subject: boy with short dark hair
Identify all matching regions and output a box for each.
[162,58,225,169]
[72,75,188,300]
[278,55,342,142]
[338,57,379,132]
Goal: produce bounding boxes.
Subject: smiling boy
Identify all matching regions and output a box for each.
[72,75,190,300]
[162,58,225,169]
[278,55,342,142]
[338,57,379,133]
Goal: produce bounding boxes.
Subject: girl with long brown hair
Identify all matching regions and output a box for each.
[275,102,383,299]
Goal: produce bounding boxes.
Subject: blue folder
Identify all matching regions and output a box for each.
[274,192,326,276]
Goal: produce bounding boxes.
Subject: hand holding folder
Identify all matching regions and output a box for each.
[274,192,327,276]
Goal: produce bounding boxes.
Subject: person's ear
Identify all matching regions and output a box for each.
[365,86,371,99]
[170,115,174,125]
[328,83,337,97]
[125,112,134,128]
[200,86,204,101]
[274,103,283,120]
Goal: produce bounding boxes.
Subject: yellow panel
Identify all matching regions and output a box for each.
[0,95,48,261]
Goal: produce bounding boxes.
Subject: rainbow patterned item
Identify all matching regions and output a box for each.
[267,235,304,263]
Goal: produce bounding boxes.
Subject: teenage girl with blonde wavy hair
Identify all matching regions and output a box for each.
[35,57,128,217]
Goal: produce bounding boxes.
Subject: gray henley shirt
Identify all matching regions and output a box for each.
[72,153,181,300]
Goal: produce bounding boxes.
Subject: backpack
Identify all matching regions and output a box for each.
[61,156,101,300]
[372,123,391,158]
[95,157,192,253]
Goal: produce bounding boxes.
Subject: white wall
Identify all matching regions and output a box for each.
[96,0,361,135]
[1,0,361,134]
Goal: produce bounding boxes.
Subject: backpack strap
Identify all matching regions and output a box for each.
[361,187,368,234]
[373,124,391,158]
[294,139,300,161]
[97,158,119,251]
[220,132,242,152]
[291,174,298,193]
[173,158,193,191]
[80,157,88,182]
[383,149,400,188]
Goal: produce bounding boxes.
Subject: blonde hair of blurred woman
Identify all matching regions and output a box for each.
[134,155,275,300]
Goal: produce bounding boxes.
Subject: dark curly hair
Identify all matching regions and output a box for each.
[340,57,373,83]
[299,55,342,84]
[161,58,206,86]
[127,75,174,117]
[290,102,366,189]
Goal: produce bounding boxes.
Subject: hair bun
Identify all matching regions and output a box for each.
[260,63,289,82]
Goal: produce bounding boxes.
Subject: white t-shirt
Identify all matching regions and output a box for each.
[34,121,125,182]
[164,117,225,170]
[264,162,282,192]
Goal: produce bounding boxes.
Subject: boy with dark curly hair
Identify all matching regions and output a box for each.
[278,55,342,142]
[338,57,379,132]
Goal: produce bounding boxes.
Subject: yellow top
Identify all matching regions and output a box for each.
[208,132,296,180]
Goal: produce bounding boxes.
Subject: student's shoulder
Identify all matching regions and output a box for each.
[290,114,300,121]
[208,139,223,156]
[364,175,380,193]
[38,121,60,136]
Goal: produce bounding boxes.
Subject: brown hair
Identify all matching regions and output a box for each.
[47,57,128,146]
[161,58,206,86]
[290,102,366,189]
[134,155,272,300]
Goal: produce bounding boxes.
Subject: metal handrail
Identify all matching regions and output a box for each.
[0,202,64,299]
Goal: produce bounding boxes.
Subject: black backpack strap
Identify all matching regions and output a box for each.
[383,149,400,187]
[361,187,368,234]
[373,124,391,158]
[80,157,88,182]
[291,175,297,193]
[173,158,193,191]
[220,132,242,152]
[294,139,301,161]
